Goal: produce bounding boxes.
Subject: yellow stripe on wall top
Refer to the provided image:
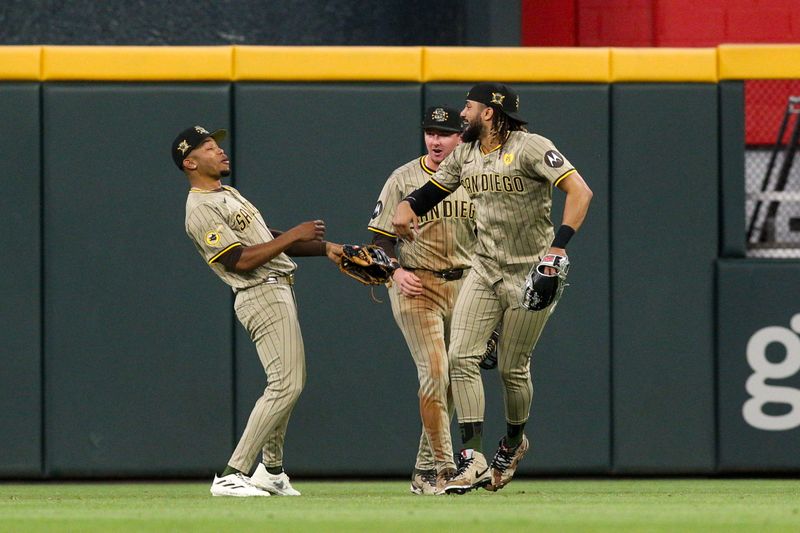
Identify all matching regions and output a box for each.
[41,46,233,81]
[718,44,800,80]
[234,46,422,81]
[1,45,799,82]
[611,48,718,83]
[422,47,611,83]
[0,46,41,80]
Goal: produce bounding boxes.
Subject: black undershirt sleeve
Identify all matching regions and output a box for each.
[371,232,398,260]
[216,246,243,271]
[405,181,451,216]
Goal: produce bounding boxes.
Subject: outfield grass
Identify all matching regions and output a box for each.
[1,479,799,532]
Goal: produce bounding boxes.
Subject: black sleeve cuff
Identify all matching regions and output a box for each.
[405,180,451,216]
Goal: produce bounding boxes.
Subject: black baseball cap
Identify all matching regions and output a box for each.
[466,82,527,124]
[421,106,464,133]
[171,125,227,170]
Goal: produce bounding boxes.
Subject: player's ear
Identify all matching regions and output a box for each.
[184,158,197,170]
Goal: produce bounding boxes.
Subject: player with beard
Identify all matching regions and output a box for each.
[391,83,593,493]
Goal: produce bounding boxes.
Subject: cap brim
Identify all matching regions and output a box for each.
[422,125,463,133]
[210,129,227,142]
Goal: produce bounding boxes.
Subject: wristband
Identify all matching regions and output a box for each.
[552,224,575,248]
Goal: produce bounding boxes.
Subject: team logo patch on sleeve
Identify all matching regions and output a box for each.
[503,153,515,165]
[371,201,383,219]
[544,150,564,168]
[204,230,222,247]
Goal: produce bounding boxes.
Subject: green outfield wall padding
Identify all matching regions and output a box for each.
[719,82,746,258]
[717,259,800,471]
[232,83,424,475]
[0,84,42,477]
[611,84,718,472]
[2,78,794,479]
[42,84,235,477]
[425,83,612,473]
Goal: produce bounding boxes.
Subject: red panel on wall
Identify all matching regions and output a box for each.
[655,0,726,46]
[745,80,800,146]
[577,0,653,46]
[726,1,796,43]
[521,0,576,46]
[521,0,800,47]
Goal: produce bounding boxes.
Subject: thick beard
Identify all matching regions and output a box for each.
[461,119,482,143]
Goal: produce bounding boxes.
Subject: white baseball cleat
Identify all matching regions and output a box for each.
[251,463,302,496]
[210,473,271,497]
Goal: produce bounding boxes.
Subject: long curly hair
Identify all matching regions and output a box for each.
[491,107,527,151]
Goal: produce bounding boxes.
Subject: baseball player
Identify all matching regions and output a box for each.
[368,106,475,495]
[172,125,343,497]
[392,83,593,493]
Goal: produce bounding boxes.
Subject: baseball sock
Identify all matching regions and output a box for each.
[221,465,243,477]
[265,465,283,475]
[459,422,483,453]
[505,423,525,448]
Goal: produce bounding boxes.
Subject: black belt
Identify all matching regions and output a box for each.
[235,274,295,293]
[405,267,468,281]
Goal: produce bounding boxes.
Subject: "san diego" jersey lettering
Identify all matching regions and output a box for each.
[460,173,526,195]
[418,199,476,225]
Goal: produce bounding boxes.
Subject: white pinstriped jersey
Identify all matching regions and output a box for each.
[369,156,476,271]
[430,131,576,288]
[185,185,296,289]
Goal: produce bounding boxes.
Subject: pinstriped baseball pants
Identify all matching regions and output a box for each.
[228,282,305,473]
[448,269,551,426]
[389,271,463,473]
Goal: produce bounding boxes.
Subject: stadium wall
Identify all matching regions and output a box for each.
[1,45,798,478]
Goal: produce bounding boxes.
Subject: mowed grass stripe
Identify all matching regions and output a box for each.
[0,480,799,532]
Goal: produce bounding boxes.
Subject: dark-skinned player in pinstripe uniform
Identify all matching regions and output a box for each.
[368,106,476,495]
[392,83,593,494]
[173,125,343,497]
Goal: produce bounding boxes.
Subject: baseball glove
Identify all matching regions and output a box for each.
[521,253,570,311]
[339,244,396,285]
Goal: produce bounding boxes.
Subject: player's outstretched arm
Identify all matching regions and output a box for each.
[233,220,326,271]
[392,180,452,241]
[549,171,593,256]
[325,242,344,265]
[268,227,341,263]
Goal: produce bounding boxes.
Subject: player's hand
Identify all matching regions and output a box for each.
[392,201,419,242]
[326,242,344,265]
[291,219,326,242]
[393,268,423,297]
[542,246,566,275]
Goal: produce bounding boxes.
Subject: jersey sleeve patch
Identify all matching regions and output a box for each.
[204,230,223,247]
[544,150,565,168]
[371,200,383,220]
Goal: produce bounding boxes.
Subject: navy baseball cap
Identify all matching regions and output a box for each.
[466,82,527,124]
[171,125,227,170]
[421,106,464,133]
